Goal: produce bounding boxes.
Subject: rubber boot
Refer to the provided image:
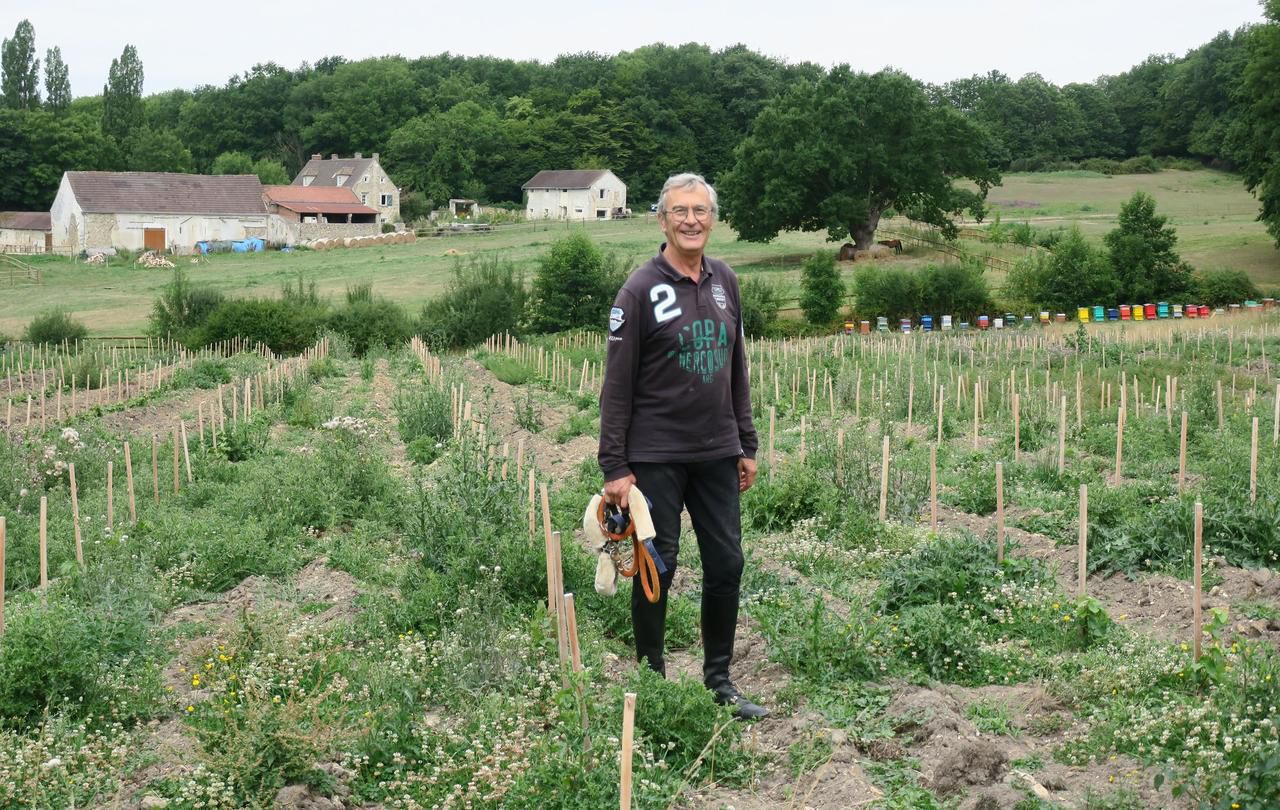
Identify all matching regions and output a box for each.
[632,569,675,677]
[701,589,768,719]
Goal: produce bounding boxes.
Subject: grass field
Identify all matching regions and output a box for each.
[1,168,1275,337]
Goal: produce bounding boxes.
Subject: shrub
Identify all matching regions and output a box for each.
[417,255,528,349]
[199,298,327,354]
[526,232,626,333]
[854,260,990,321]
[1005,228,1116,312]
[24,310,88,345]
[327,296,412,357]
[1194,268,1261,306]
[799,250,844,326]
[394,383,452,447]
[149,269,226,346]
[1119,155,1160,174]
[740,276,781,337]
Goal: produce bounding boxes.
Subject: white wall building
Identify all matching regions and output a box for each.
[0,212,50,252]
[49,171,269,254]
[522,170,627,221]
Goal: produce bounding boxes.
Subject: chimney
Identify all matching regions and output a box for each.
[372,152,379,161]
[311,153,321,160]
[354,152,362,159]
[331,154,339,160]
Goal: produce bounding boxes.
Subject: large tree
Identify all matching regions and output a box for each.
[720,67,1000,249]
[1,19,40,110]
[1103,191,1193,301]
[43,46,69,112]
[1234,0,1280,246]
[102,44,144,144]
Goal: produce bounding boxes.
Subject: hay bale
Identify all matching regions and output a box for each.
[838,242,857,262]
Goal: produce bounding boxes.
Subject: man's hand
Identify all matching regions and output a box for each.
[738,457,758,493]
[603,473,636,509]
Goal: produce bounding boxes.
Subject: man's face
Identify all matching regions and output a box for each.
[659,185,714,255]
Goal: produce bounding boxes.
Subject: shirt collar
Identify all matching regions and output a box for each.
[655,243,714,282]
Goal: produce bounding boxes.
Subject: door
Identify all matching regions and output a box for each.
[44,232,52,252]
[144,228,165,252]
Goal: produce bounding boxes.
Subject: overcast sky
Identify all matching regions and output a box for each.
[3,0,1267,97]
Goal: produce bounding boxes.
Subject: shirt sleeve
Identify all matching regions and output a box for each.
[729,276,758,459]
[598,286,640,480]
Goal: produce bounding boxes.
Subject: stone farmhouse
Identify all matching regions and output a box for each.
[49,171,269,254]
[293,153,400,224]
[522,170,628,221]
[0,211,51,253]
[262,185,379,246]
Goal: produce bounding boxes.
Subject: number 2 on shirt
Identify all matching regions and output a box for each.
[650,283,682,324]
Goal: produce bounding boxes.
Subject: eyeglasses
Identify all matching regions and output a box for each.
[663,205,712,222]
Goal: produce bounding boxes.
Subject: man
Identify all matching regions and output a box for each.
[598,172,767,719]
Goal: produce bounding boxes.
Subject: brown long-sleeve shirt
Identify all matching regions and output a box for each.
[597,246,758,481]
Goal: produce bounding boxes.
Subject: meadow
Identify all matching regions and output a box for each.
[0,308,1277,809]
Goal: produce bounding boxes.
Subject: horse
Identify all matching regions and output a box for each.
[876,238,904,255]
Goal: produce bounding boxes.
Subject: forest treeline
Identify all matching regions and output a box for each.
[2,7,1279,243]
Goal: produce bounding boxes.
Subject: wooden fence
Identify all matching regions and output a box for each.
[0,254,41,286]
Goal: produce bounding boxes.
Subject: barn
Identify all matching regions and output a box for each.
[522,170,628,221]
[262,185,380,246]
[0,212,51,253]
[49,171,269,254]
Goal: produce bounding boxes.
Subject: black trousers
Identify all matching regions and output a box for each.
[630,456,744,686]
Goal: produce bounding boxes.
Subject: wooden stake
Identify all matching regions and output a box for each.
[879,435,890,522]
[181,421,193,483]
[124,442,137,524]
[937,385,944,443]
[106,461,114,532]
[930,443,938,531]
[1193,501,1203,661]
[995,462,1005,564]
[798,416,806,464]
[620,692,636,810]
[1178,411,1188,494]
[39,496,47,589]
[1077,484,1088,598]
[69,464,83,567]
[551,530,569,675]
[1113,406,1125,482]
[1012,393,1020,462]
[972,382,980,450]
[1250,416,1259,503]
[1058,396,1067,473]
[767,406,776,479]
[172,427,180,494]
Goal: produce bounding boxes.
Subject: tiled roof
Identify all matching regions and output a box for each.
[66,172,267,215]
[292,156,377,187]
[522,169,610,190]
[0,211,51,230]
[263,185,378,215]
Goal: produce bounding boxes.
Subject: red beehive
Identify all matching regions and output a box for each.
[1120,305,1131,320]
[1144,303,1157,320]
[1198,305,1210,318]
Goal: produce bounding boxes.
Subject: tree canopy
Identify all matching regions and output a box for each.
[1,20,40,110]
[720,68,1000,249]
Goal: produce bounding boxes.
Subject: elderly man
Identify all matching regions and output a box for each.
[598,172,766,719]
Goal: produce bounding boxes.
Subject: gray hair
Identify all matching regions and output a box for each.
[657,172,718,218]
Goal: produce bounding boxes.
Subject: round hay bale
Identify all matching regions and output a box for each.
[342,237,355,248]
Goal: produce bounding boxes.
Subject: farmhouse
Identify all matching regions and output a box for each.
[0,211,51,253]
[293,153,400,224]
[522,170,627,221]
[49,171,269,254]
[262,185,380,246]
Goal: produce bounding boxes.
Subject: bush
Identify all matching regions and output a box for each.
[526,232,625,333]
[1194,268,1262,307]
[24,310,88,345]
[327,295,412,357]
[199,298,328,355]
[149,269,226,345]
[740,276,781,337]
[1119,155,1160,174]
[854,259,991,322]
[799,250,844,326]
[417,255,528,349]
[1005,228,1115,312]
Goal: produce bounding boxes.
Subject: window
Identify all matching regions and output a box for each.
[380,193,393,206]
[336,175,346,187]
[360,192,368,204]
[302,176,314,187]
[362,174,369,183]
[599,189,605,199]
